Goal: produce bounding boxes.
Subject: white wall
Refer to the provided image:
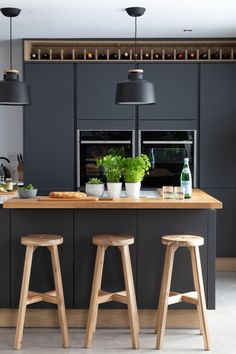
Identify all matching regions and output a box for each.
[0,39,23,180]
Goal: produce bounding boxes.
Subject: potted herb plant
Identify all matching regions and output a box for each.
[85,177,104,197]
[96,155,124,198]
[123,154,151,198]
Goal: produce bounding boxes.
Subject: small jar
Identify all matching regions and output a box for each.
[5,178,13,191]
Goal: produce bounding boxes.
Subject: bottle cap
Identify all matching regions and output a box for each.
[184,157,189,162]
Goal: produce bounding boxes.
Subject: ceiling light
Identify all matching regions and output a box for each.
[0,7,31,106]
[115,7,155,105]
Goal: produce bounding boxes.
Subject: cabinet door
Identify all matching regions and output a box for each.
[0,209,10,307]
[11,210,74,308]
[74,210,137,308]
[139,63,199,120]
[77,63,134,120]
[138,210,209,309]
[24,63,75,195]
[204,189,236,257]
[200,64,236,188]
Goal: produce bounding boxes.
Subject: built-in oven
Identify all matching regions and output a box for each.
[140,130,197,188]
[77,130,135,187]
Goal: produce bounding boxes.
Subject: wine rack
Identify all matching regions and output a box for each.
[24,39,236,62]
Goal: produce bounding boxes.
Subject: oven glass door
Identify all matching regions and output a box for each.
[79,131,133,186]
[141,131,195,188]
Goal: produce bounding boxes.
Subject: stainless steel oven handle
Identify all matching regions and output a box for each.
[142,141,193,144]
[80,140,132,144]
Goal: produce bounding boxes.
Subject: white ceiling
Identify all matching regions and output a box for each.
[0,0,236,40]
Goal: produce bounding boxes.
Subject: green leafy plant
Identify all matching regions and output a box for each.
[19,183,36,190]
[87,177,103,184]
[96,155,124,182]
[123,154,151,183]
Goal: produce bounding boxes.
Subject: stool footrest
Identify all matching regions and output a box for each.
[27,290,58,305]
[168,291,199,305]
[98,290,128,305]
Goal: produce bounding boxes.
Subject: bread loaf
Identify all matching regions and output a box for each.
[49,191,87,199]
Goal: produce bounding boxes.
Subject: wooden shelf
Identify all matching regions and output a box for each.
[24,39,236,63]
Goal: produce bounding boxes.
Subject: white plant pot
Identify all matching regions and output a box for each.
[125,182,141,198]
[107,182,122,198]
[85,183,104,197]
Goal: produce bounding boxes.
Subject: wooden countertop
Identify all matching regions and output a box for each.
[3,189,222,209]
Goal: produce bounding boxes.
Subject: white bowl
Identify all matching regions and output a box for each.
[18,189,38,198]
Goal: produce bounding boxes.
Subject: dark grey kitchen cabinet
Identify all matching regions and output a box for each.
[139,63,199,120]
[0,208,10,307]
[137,210,212,309]
[74,209,137,308]
[24,63,75,195]
[203,189,236,257]
[10,210,74,308]
[77,63,134,120]
[200,64,236,188]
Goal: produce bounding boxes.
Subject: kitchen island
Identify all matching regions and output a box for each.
[0,189,221,328]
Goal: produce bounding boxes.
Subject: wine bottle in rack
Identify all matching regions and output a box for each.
[52,52,61,60]
[153,52,161,60]
[132,52,140,60]
[199,52,208,60]
[86,52,95,59]
[222,53,230,60]
[64,53,73,60]
[30,52,38,60]
[121,52,130,60]
[76,53,84,60]
[109,52,118,60]
[188,52,196,60]
[143,52,151,59]
[176,52,185,60]
[98,53,107,60]
[41,52,50,60]
[165,52,173,60]
[211,52,220,60]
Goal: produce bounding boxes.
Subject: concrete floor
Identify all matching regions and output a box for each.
[0,272,235,353]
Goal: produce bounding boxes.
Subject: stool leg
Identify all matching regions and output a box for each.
[188,246,204,336]
[84,245,106,348]
[50,245,70,348]
[120,245,140,349]
[156,244,177,350]
[14,245,35,350]
[190,246,211,351]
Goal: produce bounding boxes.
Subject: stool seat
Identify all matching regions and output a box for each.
[21,234,63,247]
[92,234,134,247]
[162,234,204,247]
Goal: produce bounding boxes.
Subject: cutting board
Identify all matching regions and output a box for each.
[0,190,17,195]
[37,196,113,202]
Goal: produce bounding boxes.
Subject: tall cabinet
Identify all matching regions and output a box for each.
[24,63,75,195]
[200,64,236,256]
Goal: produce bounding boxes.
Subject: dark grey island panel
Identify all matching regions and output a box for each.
[5,206,216,310]
[0,208,10,307]
[138,209,215,309]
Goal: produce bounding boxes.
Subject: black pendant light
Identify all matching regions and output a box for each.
[115,7,155,105]
[0,7,31,106]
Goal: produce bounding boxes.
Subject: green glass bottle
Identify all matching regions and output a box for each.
[180,157,192,198]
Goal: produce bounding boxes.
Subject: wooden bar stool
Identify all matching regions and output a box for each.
[14,234,70,350]
[84,234,140,349]
[156,235,210,351]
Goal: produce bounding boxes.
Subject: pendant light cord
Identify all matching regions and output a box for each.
[134,15,137,68]
[10,17,12,70]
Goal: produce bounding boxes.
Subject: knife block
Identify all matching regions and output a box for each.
[17,163,24,182]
